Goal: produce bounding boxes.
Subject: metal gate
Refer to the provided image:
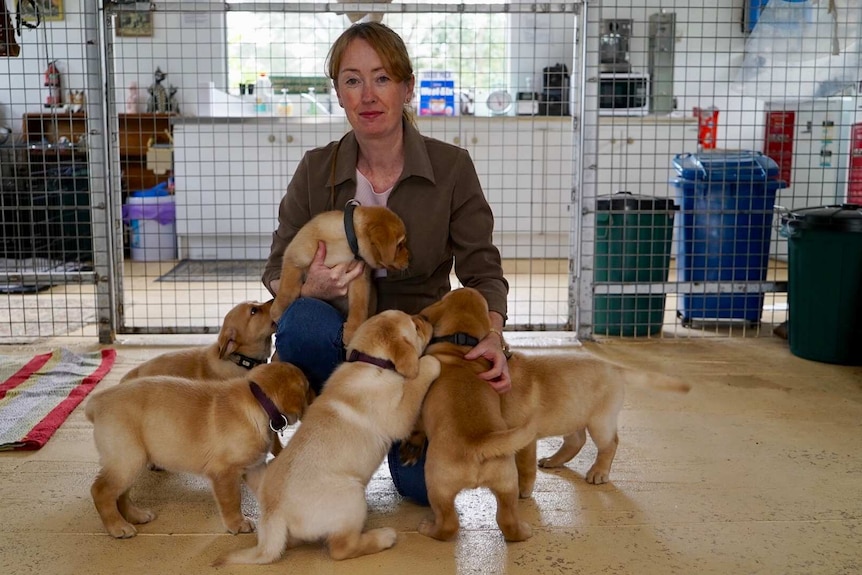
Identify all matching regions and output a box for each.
[3,1,852,344]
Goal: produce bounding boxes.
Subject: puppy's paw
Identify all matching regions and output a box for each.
[227,517,256,534]
[585,465,611,485]
[375,527,398,550]
[124,506,156,525]
[398,433,426,466]
[107,521,138,539]
[537,456,563,469]
[503,521,533,543]
[342,321,359,346]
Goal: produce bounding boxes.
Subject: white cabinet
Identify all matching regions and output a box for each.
[173,119,346,259]
[419,117,574,259]
[174,117,572,260]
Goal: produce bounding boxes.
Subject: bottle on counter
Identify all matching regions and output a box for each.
[255,72,273,113]
[276,88,294,117]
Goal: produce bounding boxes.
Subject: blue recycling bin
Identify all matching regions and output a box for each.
[671,151,788,325]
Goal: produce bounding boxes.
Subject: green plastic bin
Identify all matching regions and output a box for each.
[783,204,862,365]
[594,191,678,336]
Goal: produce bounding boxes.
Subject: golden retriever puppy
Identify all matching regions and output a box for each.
[215,310,441,566]
[269,204,409,345]
[412,288,535,542]
[408,288,690,499]
[504,346,690,496]
[120,300,277,383]
[86,362,311,539]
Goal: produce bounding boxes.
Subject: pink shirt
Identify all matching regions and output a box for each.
[353,169,393,206]
[354,169,393,277]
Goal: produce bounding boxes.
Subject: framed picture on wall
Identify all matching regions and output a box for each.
[17,0,64,22]
[115,12,153,38]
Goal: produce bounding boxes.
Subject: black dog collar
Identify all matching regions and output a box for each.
[228,353,267,370]
[344,199,363,261]
[429,332,480,347]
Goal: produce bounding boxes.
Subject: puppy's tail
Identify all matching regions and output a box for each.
[470,417,537,461]
[212,515,289,567]
[620,368,691,394]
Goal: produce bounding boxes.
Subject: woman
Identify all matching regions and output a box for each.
[262,21,510,504]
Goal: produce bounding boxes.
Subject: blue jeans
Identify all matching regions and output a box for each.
[274,297,429,505]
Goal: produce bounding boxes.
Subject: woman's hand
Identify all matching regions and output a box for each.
[299,241,365,300]
[464,318,511,394]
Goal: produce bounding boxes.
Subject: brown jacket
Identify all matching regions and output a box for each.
[262,121,509,321]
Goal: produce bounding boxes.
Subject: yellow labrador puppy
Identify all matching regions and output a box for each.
[409,288,536,542]
[215,310,441,566]
[505,346,690,496]
[86,362,311,538]
[269,204,409,345]
[403,287,691,503]
[120,299,277,383]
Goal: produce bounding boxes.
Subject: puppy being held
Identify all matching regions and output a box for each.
[120,299,277,383]
[86,362,311,539]
[269,202,409,345]
[215,309,441,566]
[412,287,535,542]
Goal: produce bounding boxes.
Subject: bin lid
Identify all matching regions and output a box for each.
[597,190,677,211]
[132,181,170,198]
[673,150,784,184]
[785,203,862,233]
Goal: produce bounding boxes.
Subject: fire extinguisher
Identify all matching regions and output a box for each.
[44,60,61,108]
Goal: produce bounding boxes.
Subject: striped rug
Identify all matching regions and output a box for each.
[0,348,116,451]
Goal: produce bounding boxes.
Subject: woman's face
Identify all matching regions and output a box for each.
[334,38,414,140]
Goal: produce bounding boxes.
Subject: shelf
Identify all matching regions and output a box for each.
[118,113,175,192]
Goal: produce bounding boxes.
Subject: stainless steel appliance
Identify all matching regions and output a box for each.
[600,19,633,73]
[598,72,650,116]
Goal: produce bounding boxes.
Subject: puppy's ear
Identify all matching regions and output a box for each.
[217,326,238,358]
[391,337,420,379]
[366,223,389,267]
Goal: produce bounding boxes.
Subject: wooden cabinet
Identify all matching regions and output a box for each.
[21,112,88,166]
[118,113,175,192]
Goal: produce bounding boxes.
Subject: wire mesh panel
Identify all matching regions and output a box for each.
[108,2,578,335]
[0,1,107,343]
[577,1,862,341]
[3,1,859,343]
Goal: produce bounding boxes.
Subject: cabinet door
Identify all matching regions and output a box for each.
[174,123,286,238]
[461,119,573,258]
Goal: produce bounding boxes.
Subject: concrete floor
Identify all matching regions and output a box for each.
[0,333,860,575]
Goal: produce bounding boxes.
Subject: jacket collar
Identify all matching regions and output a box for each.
[327,119,437,194]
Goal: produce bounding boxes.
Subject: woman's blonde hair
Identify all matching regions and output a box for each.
[326,22,415,125]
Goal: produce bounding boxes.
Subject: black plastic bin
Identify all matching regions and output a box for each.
[782,204,862,365]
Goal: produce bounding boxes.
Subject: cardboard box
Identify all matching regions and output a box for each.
[419,71,457,116]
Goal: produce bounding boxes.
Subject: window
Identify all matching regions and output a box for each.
[226,6,510,97]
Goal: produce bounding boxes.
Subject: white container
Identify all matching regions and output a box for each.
[255,73,273,113]
[126,195,177,261]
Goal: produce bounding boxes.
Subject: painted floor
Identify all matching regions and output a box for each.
[0,332,859,575]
